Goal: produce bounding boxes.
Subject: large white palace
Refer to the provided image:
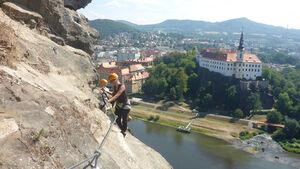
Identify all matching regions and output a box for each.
[196,32,262,80]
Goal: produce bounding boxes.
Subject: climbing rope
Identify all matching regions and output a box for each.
[68,92,115,169]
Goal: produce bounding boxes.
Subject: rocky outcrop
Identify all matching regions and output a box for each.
[1,2,43,29]
[233,134,300,169]
[0,2,171,169]
[0,0,99,54]
[64,0,91,10]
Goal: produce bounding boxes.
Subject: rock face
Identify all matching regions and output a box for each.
[0,2,171,169]
[0,0,99,54]
[64,0,91,10]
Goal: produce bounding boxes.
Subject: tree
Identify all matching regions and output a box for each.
[296,63,300,70]
[283,118,299,139]
[275,92,293,116]
[225,85,238,110]
[142,78,168,98]
[184,61,196,75]
[292,105,300,121]
[170,87,176,100]
[174,68,188,100]
[248,93,262,116]
[201,93,214,110]
[267,111,283,124]
[192,46,198,56]
[233,108,244,118]
[187,73,199,98]
[262,67,272,80]
[272,129,286,141]
[153,63,169,78]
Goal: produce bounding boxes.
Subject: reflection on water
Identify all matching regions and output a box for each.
[128,120,296,169]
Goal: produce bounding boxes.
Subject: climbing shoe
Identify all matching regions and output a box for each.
[121,131,126,138]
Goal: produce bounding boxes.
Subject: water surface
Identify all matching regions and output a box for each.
[128,120,296,169]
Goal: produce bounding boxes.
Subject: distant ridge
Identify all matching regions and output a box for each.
[119,17,300,41]
[89,19,139,38]
[116,20,139,27]
[90,18,300,43]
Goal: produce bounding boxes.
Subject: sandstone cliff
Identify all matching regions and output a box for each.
[1,0,99,54]
[0,1,172,168]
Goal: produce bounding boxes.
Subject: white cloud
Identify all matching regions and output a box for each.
[106,0,122,8]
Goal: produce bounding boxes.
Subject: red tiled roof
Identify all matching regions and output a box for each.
[102,62,117,68]
[124,57,154,64]
[98,65,130,76]
[120,68,130,75]
[126,72,149,83]
[137,57,154,63]
[130,64,145,72]
[200,49,262,63]
[141,50,160,57]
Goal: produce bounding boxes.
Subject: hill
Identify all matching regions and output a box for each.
[122,18,300,43]
[117,20,139,27]
[89,19,139,38]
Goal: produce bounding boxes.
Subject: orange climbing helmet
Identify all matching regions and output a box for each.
[100,79,108,86]
[108,73,118,82]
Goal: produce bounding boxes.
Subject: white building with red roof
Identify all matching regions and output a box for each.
[196,32,262,80]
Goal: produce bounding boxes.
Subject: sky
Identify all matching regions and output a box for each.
[79,0,300,29]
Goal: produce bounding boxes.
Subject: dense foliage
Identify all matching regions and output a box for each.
[260,66,300,150]
[267,111,283,124]
[262,67,300,120]
[142,51,193,101]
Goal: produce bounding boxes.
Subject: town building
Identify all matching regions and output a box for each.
[125,71,150,93]
[98,59,151,93]
[117,47,141,62]
[140,50,161,58]
[196,32,262,80]
[98,62,130,85]
[123,57,154,68]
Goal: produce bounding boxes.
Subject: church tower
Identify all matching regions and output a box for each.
[237,31,244,62]
[235,31,245,79]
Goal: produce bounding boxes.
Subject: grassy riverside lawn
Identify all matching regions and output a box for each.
[130,104,260,142]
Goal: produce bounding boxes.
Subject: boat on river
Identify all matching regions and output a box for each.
[176,119,195,133]
[176,126,191,133]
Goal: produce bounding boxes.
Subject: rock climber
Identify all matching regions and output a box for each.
[106,73,131,137]
[99,79,110,112]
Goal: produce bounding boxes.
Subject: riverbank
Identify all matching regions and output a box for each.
[128,119,298,169]
[129,101,258,142]
[129,101,300,169]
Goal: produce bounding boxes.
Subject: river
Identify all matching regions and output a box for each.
[128,120,297,169]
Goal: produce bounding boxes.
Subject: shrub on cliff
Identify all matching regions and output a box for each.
[233,108,244,118]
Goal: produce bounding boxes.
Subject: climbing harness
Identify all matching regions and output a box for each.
[68,92,115,169]
[100,90,110,110]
